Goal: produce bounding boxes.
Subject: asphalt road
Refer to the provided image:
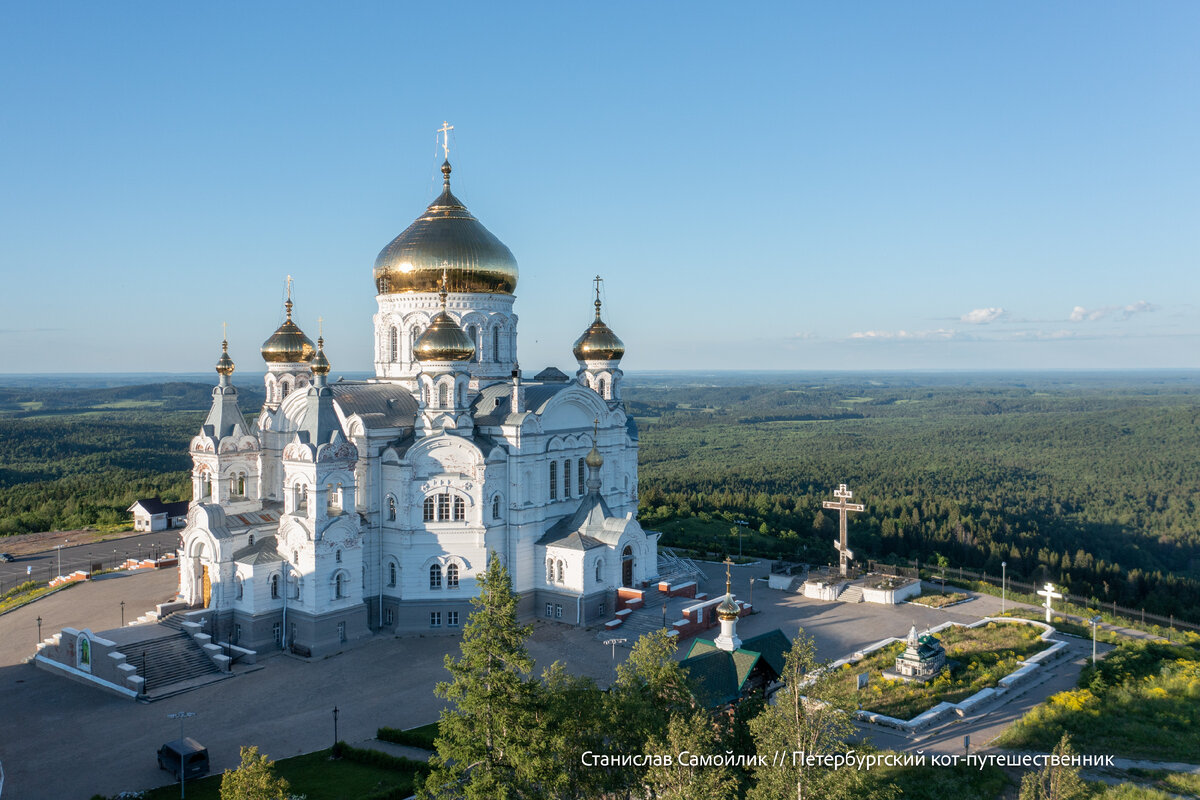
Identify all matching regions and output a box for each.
[0,530,182,592]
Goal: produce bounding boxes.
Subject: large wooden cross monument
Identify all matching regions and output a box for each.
[823,483,864,577]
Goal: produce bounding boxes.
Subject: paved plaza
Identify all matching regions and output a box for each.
[0,561,1097,799]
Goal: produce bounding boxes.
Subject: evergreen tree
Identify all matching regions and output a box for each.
[1018,734,1089,800]
[219,746,291,800]
[420,553,535,800]
[643,708,739,800]
[748,630,886,800]
[603,629,696,794]
[520,662,607,800]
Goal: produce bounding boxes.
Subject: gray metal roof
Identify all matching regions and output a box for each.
[233,535,284,565]
[333,383,418,430]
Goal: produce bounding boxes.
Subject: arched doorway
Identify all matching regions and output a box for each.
[201,565,212,608]
[621,545,634,588]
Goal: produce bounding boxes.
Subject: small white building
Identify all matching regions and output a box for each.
[128,499,190,532]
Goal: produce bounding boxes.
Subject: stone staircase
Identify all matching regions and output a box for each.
[127,632,222,693]
[837,584,864,604]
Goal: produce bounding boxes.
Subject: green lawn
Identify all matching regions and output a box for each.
[841,622,1050,720]
[140,747,422,800]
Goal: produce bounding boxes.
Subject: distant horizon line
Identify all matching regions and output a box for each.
[3,367,1200,378]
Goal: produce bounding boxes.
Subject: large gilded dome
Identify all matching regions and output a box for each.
[373,161,518,295]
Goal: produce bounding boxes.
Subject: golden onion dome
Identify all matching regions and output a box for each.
[215,339,235,377]
[717,593,741,621]
[585,444,604,470]
[414,282,476,362]
[572,288,625,361]
[261,300,316,364]
[311,337,331,376]
[373,160,518,295]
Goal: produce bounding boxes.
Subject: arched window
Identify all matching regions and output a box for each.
[438,384,449,407]
[292,550,298,563]
[492,328,500,362]
[563,460,571,498]
[598,378,607,398]
[578,458,586,494]
[595,559,604,582]
[410,326,420,361]
[447,563,459,589]
[293,577,302,600]
[235,473,245,496]
[235,575,244,599]
[549,461,557,500]
[556,560,564,583]
[457,384,464,408]
[546,559,555,583]
[281,379,291,398]
[467,325,479,363]
[335,549,342,563]
[492,495,501,520]
[387,495,396,521]
[271,574,280,599]
[248,533,255,546]
[335,573,345,599]
[430,564,442,589]
[453,496,465,521]
[437,493,450,521]
[422,384,429,406]
[388,562,397,587]
[390,327,398,362]
[423,497,435,522]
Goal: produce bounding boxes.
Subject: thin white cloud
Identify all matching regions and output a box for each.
[960,307,1006,324]
[849,329,956,340]
[1070,300,1158,322]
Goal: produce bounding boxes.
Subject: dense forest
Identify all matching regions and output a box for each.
[627,372,1200,621]
[1,372,1198,619]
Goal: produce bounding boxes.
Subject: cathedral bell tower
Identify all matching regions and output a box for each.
[189,335,261,513]
[260,278,316,410]
[573,276,625,404]
[281,335,359,538]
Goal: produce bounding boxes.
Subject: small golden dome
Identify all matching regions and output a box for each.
[215,340,235,377]
[311,337,330,376]
[373,160,518,296]
[585,444,603,470]
[261,300,316,364]
[717,594,740,621]
[414,282,476,362]
[572,283,624,361]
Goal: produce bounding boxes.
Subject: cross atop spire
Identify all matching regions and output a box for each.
[222,321,228,342]
[593,275,604,319]
[284,275,294,318]
[723,556,734,594]
[438,121,454,160]
[318,316,324,338]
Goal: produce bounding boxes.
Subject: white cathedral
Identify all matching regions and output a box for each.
[178,151,657,656]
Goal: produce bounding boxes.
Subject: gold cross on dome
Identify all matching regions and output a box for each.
[222,321,227,340]
[318,316,324,337]
[286,274,293,301]
[438,121,454,160]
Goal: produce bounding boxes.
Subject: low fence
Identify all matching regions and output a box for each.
[909,561,1199,634]
[1,552,179,602]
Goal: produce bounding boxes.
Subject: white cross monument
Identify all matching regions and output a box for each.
[823,483,865,577]
[1037,582,1063,623]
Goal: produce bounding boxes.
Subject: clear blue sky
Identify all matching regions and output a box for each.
[2,2,1197,373]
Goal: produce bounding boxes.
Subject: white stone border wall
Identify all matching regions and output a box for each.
[831,617,1067,732]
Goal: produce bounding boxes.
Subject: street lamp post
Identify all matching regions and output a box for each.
[1089,616,1102,667]
[333,706,339,750]
[36,616,42,646]
[56,545,63,578]
[749,577,756,607]
[1001,561,1007,614]
[167,711,196,799]
[603,638,627,662]
[662,602,667,630]
[120,600,125,627]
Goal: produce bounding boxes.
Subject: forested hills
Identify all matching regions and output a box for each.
[0,372,1197,619]
[627,371,1200,621]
